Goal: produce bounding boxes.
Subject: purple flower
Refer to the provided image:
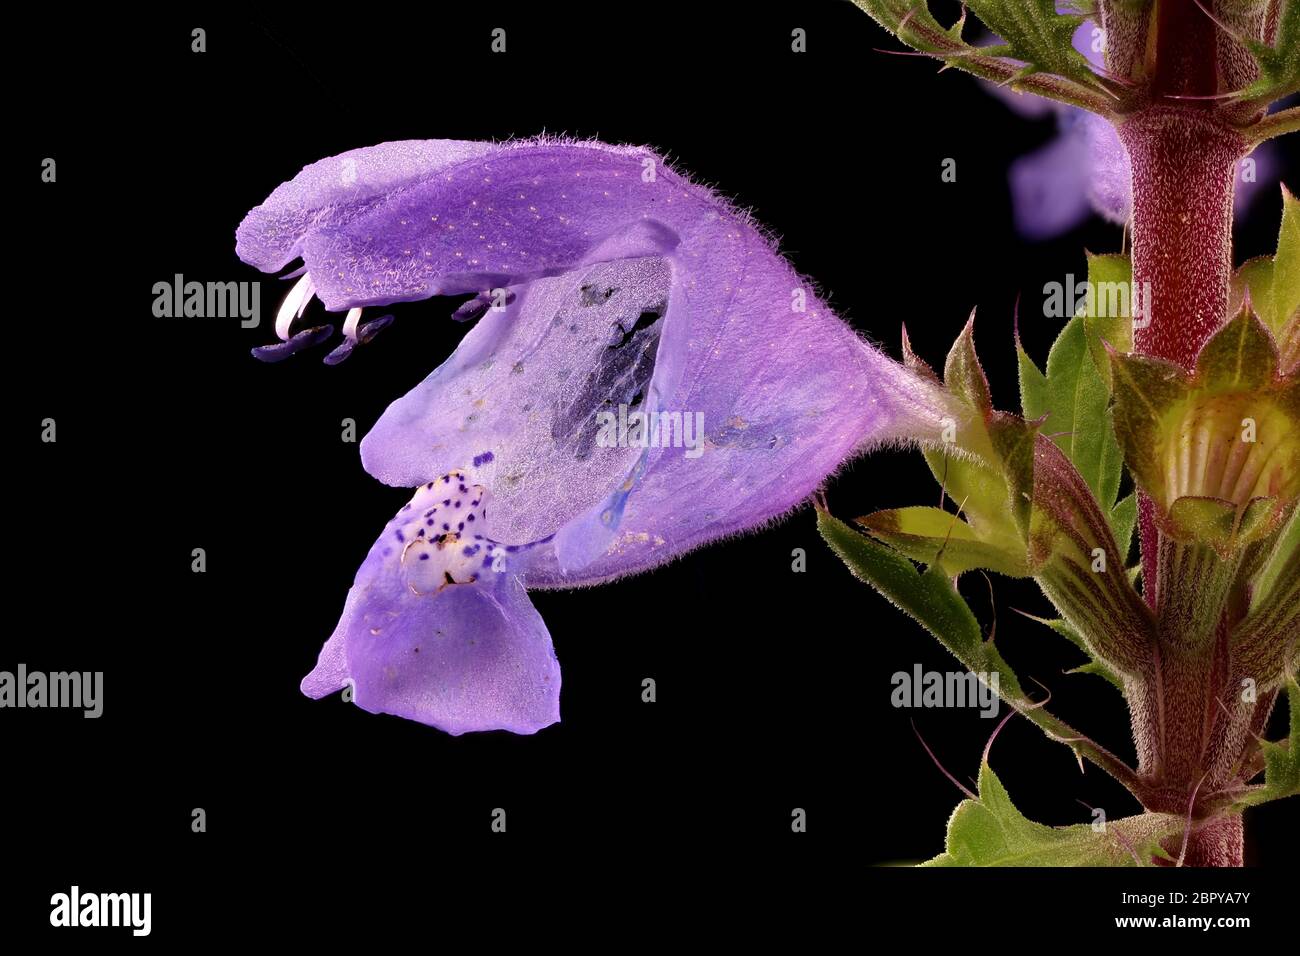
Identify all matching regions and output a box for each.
[237,137,953,734]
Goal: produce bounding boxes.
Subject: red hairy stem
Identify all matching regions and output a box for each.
[1118,0,1249,606]
[1120,108,1242,375]
[1158,814,1245,867]
[1119,109,1244,614]
[1149,0,1220,101]
[1114,7,1252,866]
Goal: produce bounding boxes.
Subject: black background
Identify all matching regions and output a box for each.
[7,0,1296,940]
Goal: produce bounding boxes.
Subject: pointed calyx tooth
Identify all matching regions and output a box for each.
[275,273,317,340]
[943,311,992,416]
[900,323,940,384]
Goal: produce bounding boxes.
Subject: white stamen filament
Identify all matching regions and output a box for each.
[343,307,364,341]
[275,273,317,341]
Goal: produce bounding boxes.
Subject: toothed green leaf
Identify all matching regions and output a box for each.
[819,508,985,652]
[850,0,1114,112]
[926,762,1179,866]
[1021,280,1128,520]
[821,506,1142,781]
[852,0,966,48]
[962,0,1098,87]
[819,509,1030,699]
[856,506,1030,577]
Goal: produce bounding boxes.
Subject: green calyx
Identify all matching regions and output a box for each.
[1108,306,1300,552]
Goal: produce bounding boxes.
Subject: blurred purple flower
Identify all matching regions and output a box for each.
[236,138,954,734]
[990,21,1275,240]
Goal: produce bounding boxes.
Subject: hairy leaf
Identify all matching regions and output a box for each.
[850,0,1116,113]
[820,507,1144,793]
[926,762,1178,866]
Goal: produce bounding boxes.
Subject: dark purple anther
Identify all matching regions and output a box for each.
[251,324,335,362]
